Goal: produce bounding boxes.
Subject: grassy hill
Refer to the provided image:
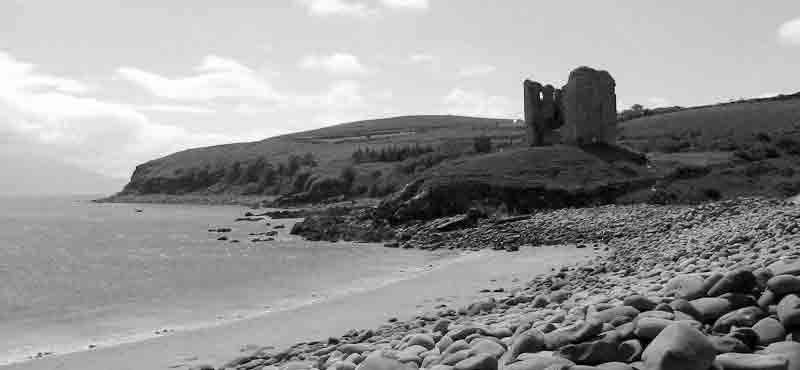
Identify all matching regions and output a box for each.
[615,93,800,203]
[111,115,523,203]
[108,93,800,212]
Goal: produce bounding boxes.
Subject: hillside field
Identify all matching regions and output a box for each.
[107,94,800,211]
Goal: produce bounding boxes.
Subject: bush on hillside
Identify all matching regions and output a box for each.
[776,137,800,155]
[352,144,435,163]
[473,135,492,153]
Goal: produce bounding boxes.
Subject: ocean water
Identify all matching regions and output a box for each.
[0,196,442,366]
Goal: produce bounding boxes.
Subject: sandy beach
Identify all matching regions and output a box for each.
[2,245,599,370]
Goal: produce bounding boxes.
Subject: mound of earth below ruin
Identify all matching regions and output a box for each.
[376,145,654,222]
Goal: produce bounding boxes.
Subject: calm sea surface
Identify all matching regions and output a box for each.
[0,196,440,365]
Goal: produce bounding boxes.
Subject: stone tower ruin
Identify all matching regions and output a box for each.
[524,66,617,146]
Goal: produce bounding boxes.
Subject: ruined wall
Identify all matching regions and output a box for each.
[523,66,617,147]
[523,80,563,146]
[560,66,617,145]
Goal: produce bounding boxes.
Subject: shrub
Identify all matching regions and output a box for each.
[777,181,800,196]
[702,187,722,200]
[734,144,781,161]
[776,137,800,155]
[352,144,435,163]
[671,165,710,179]
[756,132,772,142]
[473,135,492,153]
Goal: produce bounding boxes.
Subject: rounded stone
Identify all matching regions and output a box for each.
[690,298,733,323]
[714,353,788,370]
[469,339,505,359]
[503,328,546,364]
[778,294,800,329]
[356,351,413,370]
[503,354,574,370]
[590,306,640,324]
[623,295,657,311]
[633,317,674,340]
[641,322,716,370]
[769,260,800,276]
[707,269,758,297]
[763,342,800,370]
[406,334,436,350]
[753,318,787,346]
[769,275,800,296]
[453,353,498,370]
[711,306,765,334]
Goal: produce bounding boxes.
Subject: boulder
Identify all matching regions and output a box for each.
[641,322,716,370]
[690,298,733,323]
[763,342,800,370]
[708,335,749,354]
[469,339,505,359]
[769,260,800,276]
[623,295,657,311]
[453,354,497,370]
[778,294,800,329]
[555,332,624,365]
[753,318,787,345]
[707,269,758,297]
[769,275,800,296]
[355,352,413,370]
[544,319,603,350]
[503,354,574,370]
[503,328,546,364]
[664,275,707,300]
[618,339,643,362]
[406,334,436,350]
[589,306,640,324]
[714,353,788,370]
[633,317,674,340]
[712,306,765,334]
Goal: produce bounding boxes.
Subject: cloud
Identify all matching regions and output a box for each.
[298,53,370,76]
[0,51,249,178]
[408,53,439,65]
[442,88,515,117]
[297,0,428,18]
[136,104,216,113]
[380,0,429,10]
[457,64,497,78]
[646,96,671,108]
[778,17,800,46]
[297,0,378,18]
[117,55,283,102]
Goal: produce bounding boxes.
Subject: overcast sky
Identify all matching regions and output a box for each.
[1,0,800,178]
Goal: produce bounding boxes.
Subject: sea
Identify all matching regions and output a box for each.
[0,195,443,366]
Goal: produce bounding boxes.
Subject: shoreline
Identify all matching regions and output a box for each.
[0,245,600,370]
[0,249,451,367]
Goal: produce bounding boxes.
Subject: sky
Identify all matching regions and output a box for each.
[1,0,800,179]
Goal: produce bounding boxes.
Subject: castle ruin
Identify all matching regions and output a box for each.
[524,66,617,146]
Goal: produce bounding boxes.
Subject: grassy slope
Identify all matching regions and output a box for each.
[617,95,800,202]
[116,116,521,198]
[114,93,800,207]
[619,96,800,152]
[423,145,646,190]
